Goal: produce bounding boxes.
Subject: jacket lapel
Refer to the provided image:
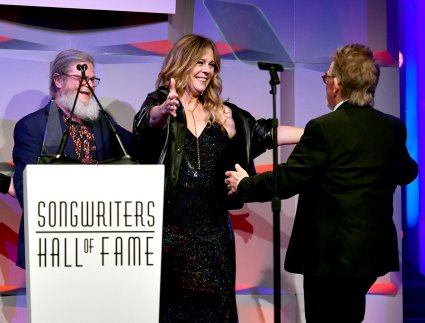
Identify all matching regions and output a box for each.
[92,116,106,161]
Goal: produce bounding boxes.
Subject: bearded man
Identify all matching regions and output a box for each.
[12,49,134,268]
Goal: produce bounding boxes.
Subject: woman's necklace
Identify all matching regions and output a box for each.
[186,101,201,170]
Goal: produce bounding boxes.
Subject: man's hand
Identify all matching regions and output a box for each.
[225,163,248,195]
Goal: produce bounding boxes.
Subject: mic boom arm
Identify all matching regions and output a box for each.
[85,82,134,162]
[53,64,135,164]
[54,71,86,162]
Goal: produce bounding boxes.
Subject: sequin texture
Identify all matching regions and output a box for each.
[160,124,238,322]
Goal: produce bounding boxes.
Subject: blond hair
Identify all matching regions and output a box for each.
[332,43,380,106]
[157,34,225,126]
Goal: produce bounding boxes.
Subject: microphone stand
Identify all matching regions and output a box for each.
[258,61,284,323]
[53,64,136,164]
[82,75,136,164]
[52,66,87,164]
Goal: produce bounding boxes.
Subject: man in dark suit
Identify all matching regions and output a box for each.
[225,43,418,322]
[12,49,134,269]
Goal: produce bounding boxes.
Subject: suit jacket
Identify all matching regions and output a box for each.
[238,101,418,277]
[12,101,134,268]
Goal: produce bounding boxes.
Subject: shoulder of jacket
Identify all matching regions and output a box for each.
[145,87,169,103]
[373,108,401,123]
[158,86,169,96]
[224,101,254,120]
[309,112,333,123]
[17,102,50,124]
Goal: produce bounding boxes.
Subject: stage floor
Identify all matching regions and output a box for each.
[0,292,411,323]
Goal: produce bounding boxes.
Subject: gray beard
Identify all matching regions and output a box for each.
[56,92,100,121]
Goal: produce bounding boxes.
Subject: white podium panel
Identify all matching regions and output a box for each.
[24,164,164,323]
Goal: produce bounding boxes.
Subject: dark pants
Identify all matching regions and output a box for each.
[303,275,377,323]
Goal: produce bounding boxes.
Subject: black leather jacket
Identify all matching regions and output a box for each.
[133,87,273,207]
[0,173,11,194]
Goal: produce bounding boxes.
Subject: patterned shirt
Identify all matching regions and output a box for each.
[64,115,98,164]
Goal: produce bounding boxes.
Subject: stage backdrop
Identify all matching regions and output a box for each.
[0,0,404,322]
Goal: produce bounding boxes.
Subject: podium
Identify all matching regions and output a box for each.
[23,164,164,323]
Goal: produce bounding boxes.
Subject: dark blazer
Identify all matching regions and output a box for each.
[12,101,134,268]
[238,102,418,277]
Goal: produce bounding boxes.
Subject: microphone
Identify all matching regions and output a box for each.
[258,62,284,72]
[52,62,137,165]
[77,64,87,72]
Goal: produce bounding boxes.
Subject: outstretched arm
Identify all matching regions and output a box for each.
[277,125,304,145]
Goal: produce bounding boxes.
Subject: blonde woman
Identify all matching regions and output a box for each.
[133,34,303,322]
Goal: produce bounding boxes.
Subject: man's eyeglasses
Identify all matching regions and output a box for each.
[321,73,333,84]
[61,74,101,86]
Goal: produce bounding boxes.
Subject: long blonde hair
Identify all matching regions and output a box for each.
[157,34,225,126]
